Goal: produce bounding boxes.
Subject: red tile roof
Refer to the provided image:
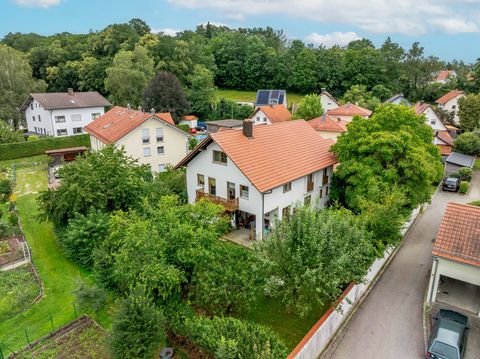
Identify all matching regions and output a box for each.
[85,106,175,144]
[437,145,452,156]
[436,130,454,146]
[252,105,292,123]
[326,103,372,117]
[176,120,338,193]
[182,115,199,121]
[413,102,431,115]
[436,70,455,82]
[308,114,348,133]
[433,202,480,267]
[435,90,465,105]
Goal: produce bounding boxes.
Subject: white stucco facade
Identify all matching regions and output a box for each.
[185,141,333,239]
[438,95,465,125]
[427,257,480,316]
[24,99,105,137]
[320,93,339,112]
[90,117,189,172]
[421,107,447,131]
[252,109,273,125]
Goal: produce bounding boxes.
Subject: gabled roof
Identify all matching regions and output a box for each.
[251,105,291,123]
[413,102,431,115]
[205,119,243,128]
[445,152,475,168]
[255,89,287,106]
[175,120,337,193]
[436,70,456,82]
[433,202,480,267]
[21,91,111,111]
[308,114,348,133]
[320,90,339,105]
[436,90,465,105]
[85,106,177,144]
[326,103,372,117]
[385,93,410,105]
[182,115,199,121]
[436,131,454,147]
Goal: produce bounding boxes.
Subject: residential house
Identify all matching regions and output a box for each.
[319,88,339,111]
[85,106,189,172]
[433,70,457,84]
[384,93,410,106]
[435,90,466,125]
[255,90,288,108]
[326,102,372,123]
[249,104,291,125]
[179,115,198,129]
[21,88,111,137]
[427,202,480,316]
[174,120,337,240]
[307,113,348,141]
[205,119,243,133]
[444,152,475,174]
[413,102,453,155]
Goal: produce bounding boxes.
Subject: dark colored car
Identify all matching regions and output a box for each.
[426,309,469,359]
[442,177,460,192]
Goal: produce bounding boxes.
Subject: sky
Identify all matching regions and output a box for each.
[1,0,480,63]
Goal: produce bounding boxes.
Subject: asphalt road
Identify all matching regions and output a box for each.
[323,174,480,359]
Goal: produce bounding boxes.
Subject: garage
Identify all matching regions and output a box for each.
[427,202,480,316]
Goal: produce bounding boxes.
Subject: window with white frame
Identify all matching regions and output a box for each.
[157,146,164,155]
[56,128,67,136]
[213,150,227,164]
[91,113,101,120]
[158,164,166,172]
[156,128,164,142]
[263,117,267,122]
[73,127,83,134]
[143,147,151,157]
[142,129,150,144]
[71,114,82,122]
[55,115,66,123]
[283,182,292,193]
[430,119,436,125]
[197,174,205,188]
[240,185,249,199]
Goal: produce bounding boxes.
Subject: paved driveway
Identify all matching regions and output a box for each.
[323,174,480,359]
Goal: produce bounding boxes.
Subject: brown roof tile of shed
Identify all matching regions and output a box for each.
[433,202,480,267]
[85,106,175,144]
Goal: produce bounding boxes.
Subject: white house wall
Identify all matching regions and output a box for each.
[440,95,465,125]
[320,94,339,111]
[252,109,272,125]
[423,107,447,131]
[25,99,53,135]
[115,117,189,172]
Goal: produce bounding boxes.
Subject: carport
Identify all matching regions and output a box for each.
[427,202,480,316]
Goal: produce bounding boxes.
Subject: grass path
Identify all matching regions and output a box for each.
[0,161,111,354]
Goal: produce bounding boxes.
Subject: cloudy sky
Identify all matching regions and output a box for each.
[2,0,480,62]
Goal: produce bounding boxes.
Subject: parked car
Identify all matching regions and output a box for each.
[442,177,460,192]
[426,309,469,359]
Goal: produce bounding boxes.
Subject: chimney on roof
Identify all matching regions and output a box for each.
[321,88,326,94]
[150,108,155,114]
[420,100,424,104]
[138,106,143,112]
[67,88,74,96]
[127,104,131,111]
[243,119,253,138]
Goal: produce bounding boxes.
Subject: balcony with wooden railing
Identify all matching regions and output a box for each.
[196,190,239,212]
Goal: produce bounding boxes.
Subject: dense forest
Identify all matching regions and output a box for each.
[1,18,480,124]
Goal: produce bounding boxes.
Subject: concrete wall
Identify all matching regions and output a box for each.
[116,117,189,172]
[289,205,422,359]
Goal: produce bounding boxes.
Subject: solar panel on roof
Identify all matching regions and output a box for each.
[278,94,284,104]
[270,90,280,99]
[256,90,270,105]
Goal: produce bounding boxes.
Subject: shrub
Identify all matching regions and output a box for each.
[0,134,90,161]
[0,177,13,202]
[73,280,107,313]
[27,135,39,142]
[460,181,469,194]
[182,316,287,359]
[449,172,461,178]
[454,130,480,156]
[458,167,473,182]
[468,200,480,207]
[110,287,164,359]
[8,212,18,227]
[178,124,190,133]
[0,221,12,238]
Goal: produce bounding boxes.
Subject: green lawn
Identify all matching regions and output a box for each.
[239,295,329,350]
[0,160,112,354]
[216,89,305,107]
[0,265,40,322]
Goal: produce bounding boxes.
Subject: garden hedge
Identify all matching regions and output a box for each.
[459,181,469,194]
[0,135,91,161]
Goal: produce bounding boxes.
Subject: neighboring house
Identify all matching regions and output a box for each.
[433,70,457,84]
[255,89,288,108]
[427,202,480,316]
[21,88,111,137]
[385,93,410,106]
[326,103,372,123]
[444,152,475,174]
[413,102,447,131]
[249,104,291,125]
[174,120,337,240]
[435,131,454,156]
[205,119,243,133]
[319,88,339,111]
[435,90,466,125]
[307,113,348,141]
[85,106,189,173]
[179,115,198,129]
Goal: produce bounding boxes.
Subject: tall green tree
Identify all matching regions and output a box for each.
[293,94,324,120]
[104,45,154,107]
[342,85,381,110]
[187,64,216,119]
[454,130,480,155]
[0,44,46,127]
[256,207,374,316]
[331,104,443,212]
[459,94,480,131]
[143,71,189,122]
